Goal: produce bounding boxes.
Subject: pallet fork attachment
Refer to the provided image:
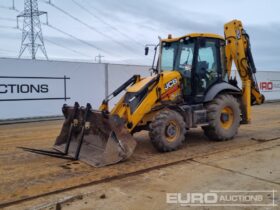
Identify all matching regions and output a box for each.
[22,102,137,167]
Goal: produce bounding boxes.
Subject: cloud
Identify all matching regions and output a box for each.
[246,23,280,69]
[0,0,279,69]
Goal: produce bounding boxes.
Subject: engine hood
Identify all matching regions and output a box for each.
[126,76,156,93]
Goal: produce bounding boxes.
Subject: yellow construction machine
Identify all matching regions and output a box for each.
[24,20,264,167]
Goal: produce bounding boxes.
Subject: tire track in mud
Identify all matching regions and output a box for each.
[1,137,279,208]
[0,103,279,208]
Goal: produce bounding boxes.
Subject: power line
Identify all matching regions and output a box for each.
[0,17,16,22]
[0,19,90,59]
[0,1,19,12]
[0,23,128,64]
[0,5,10,10]
[0,0,129,63]
[44,37,92,58]
[4,3,106,58]
[0,24,16,29]
[43,1,139,55]
[45,24,129,63]
[70,0,144,47]
[45,23,108,54]
[0,23,93,59]
[0,17,106,58]
[45,39,86,57]
[0,20,115,59]
[0,4,10,9]
[0,47,16,53]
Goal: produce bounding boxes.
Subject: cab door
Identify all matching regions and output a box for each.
[176,39,195,98]
[192,38,222,103]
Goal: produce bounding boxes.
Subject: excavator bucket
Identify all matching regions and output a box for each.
[53,103,137,167]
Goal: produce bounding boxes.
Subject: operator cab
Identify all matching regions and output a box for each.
[160,34,227,103]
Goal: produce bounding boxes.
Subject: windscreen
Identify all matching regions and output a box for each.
[161,42,178,71]
[161,40,195,72]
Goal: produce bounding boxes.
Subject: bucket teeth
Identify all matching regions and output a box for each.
[53,102,137,167]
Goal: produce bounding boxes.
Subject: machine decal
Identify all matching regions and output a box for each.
[161,85,179,99]
[164,78,178,90]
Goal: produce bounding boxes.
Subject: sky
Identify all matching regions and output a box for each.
[0,0,279,69]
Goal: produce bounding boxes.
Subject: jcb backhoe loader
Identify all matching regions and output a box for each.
[24,20,264,167]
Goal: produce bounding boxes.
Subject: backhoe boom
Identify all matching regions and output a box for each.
[224,20,264,122]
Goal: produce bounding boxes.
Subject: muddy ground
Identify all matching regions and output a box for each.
[0,102,279,209]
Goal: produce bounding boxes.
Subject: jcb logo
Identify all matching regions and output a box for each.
[165,79,178,90]
[260,82,273,91]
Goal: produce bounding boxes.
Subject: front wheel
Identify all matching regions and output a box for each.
[203,94,241,141]
[149,109,186,152]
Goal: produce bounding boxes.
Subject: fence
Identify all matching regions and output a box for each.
[0,58,279,120]
[0,58,149,120]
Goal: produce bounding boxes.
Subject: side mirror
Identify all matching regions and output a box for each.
[145,46,149,56]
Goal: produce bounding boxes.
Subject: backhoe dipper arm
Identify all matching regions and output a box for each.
[224,20,264,123]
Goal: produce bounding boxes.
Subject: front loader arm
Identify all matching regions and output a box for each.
[111,75,161,131]
[99,75,141,112]
[224,20,264,122]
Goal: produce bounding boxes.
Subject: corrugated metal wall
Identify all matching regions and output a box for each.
[0,58,279,120]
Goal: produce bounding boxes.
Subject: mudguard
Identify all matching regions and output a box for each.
[204,82,241,102]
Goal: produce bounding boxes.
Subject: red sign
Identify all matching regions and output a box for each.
[259,82,273,91]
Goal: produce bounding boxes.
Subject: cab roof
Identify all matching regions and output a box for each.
[162,33,224,42]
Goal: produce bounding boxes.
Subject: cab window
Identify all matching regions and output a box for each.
[176,41,195,96]
[195,39,219,95]
[177,42,195,73]
[161,42,178,71]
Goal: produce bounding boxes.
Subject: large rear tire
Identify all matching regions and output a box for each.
[203,94,241,141]
[149,109,186,152]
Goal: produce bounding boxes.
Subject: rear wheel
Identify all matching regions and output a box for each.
[149,109,186,152]
[203,94,241,141]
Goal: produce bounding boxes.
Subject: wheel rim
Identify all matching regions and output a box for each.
[165,120,180,142]
[220,106,234,129]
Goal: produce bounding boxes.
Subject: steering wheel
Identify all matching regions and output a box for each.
[197,67,210,79]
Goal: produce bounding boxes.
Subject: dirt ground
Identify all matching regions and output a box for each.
[0,102,279,209]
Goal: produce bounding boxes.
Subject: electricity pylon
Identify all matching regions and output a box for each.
[17,0,48,59]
